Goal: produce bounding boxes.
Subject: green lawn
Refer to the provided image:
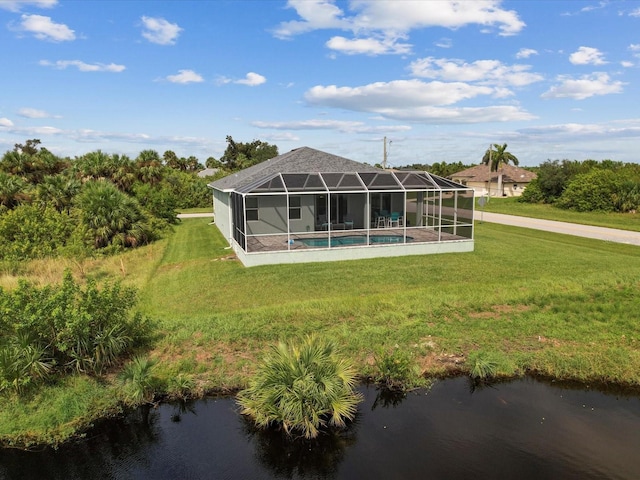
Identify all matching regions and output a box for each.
[2,217,640,447]
[479,197,640,232]
[138,218,640,388]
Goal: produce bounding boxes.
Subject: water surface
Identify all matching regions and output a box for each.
[1,377,639,479]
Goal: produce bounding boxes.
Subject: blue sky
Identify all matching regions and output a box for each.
[1,0,639,167]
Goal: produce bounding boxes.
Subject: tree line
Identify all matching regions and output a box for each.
[0,137,278,263]
[520,159,640,213]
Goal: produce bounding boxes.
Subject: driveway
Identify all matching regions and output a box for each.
[475,211,640,246]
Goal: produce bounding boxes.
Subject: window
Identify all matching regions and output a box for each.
[289,196,301,220]
[246,196,259,221]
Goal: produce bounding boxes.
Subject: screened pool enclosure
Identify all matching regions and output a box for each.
[209,148,474,266]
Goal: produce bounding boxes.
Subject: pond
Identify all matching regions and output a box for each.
[1,376,640,480]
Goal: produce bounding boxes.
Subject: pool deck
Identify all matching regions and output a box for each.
[245,227,468,253]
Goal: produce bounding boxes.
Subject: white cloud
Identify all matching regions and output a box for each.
[17,107,60,119]
[235,72,266,86]
[326,35,411,55]
[621,61,634,68]
[435,37,452,48]
[519,120,640,139]
[630,44,640,57]
[141,16,182,45]
[17,14,74,41]
[516,48,538,59]
[306,79,493,109]
[165,69,204,84]
[0,117,14,127]
[252,118,411,134]
[0,0,56,12]
[274,0,525,56]
[303,79,535,123]
[629,7,640,17]
[39,60,125,72]
[541,73,625,100]
[273,0,348,38]
[569,46,606,65]
[409,57,543,87]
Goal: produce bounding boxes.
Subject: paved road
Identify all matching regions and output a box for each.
[475,211,640,246]
[177,211,640,246]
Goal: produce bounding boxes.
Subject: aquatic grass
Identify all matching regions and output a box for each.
[373,347,426,391]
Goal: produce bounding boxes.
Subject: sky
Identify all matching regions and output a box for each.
[1,0,640,167]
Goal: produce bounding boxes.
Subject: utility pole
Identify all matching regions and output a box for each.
[383,136,391,169]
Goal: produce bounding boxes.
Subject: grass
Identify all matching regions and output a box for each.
[479,197,640,232]
[1,216,640,446]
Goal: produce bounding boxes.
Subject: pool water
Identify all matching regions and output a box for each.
[299,235,412,247]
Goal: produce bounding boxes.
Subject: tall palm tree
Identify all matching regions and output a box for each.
[482,143,519,197]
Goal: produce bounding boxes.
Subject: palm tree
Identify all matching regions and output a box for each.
[36,175,81,213]
[76,180,148,248]
[0,172,28,208]
[237,335,362,439]
[482,143,519,197]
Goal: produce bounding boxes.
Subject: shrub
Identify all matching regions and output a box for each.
[467,351,509,380]
[373,347,424,391]
[0,270,152,388]
[556,169,622,212]
[119,356,157,405]
[0,205,75,260]
[132,182,179,224]
[237,335,362,439]
[75,180,155,249]
[163,170,212,209]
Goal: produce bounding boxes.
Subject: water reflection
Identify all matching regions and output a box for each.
[242,417,356,479]
[1,377,640,480]
[370,386,407,410]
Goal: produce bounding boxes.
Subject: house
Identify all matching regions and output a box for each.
[208,147,474,267]
[197,168,219,178]
[448,164,537,198]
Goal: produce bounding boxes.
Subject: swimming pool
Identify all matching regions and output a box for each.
[299,235,412,247]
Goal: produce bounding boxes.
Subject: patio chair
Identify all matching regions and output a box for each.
[389,212,401,228]
[344,217,354,229]
[376,215,387,228]
[317,214,329,230]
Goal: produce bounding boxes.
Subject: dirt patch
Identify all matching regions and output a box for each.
[419,351,466,372]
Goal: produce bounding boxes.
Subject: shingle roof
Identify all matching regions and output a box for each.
[449,164,537,183]
[209,146,380,191]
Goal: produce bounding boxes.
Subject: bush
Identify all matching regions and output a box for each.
[0,205,75,260]
[75,180,155,249]
[237,335,362,439]
[373,347,425,391]
[556,170,622,212]
[163,171,212,209]
[0,270,152,393]
[119,356,157,405]
[132,182,179,224]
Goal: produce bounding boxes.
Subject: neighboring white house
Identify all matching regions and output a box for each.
[449,164,537,198]
[208,147,475,267]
